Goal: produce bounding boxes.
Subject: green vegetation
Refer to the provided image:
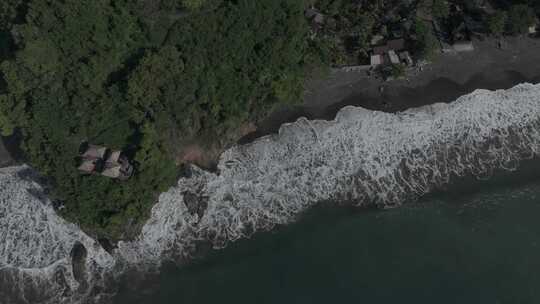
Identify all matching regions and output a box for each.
[482,1,539,36]
[413,18,438,59]
[180,0,206,10]
[0,0,316,238]
[487,10,508,36]
[390,64,406,78]
[507,4,536,35]
[311,0,411,66]
[420,0,450,20]
[376,63,406,80]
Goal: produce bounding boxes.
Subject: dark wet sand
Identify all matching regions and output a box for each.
[242,37,540,142]
[324,70,540,119]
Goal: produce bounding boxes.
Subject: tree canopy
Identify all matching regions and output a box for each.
[507,4,536,35]
[413,18,438,59]
[487,10,508,36]
[420,0,450,20]
[0,0,314,238]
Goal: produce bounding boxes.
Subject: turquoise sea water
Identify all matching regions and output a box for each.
[115,163,540,304]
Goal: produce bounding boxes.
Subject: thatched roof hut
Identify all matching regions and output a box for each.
[78,159,97,174]
[78,143,133,180]
[82,145,107,160]
[101,165,122,179]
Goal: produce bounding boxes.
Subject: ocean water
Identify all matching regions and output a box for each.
[114,161,540,304]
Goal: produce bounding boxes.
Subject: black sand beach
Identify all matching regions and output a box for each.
[246,37,540,140]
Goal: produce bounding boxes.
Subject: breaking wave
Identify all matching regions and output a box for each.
[0,166,118,304]
[1,83,540,303]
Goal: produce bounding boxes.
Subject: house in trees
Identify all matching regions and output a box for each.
[78,145,107,174]
[529,24,538,35]
[371,54,384,67]
[371,38,411,67]
[78,143,133,180]
[387,39,405,51]
[388,50,400,64]
[305,7,325,29]
[373,38,406,56]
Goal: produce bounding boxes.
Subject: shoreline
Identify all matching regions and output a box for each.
[245,37,540,141]
[114,82,540,302]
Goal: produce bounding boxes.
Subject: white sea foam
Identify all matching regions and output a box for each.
[1,83,540,303]
[0,166,118,303]
[121,83,540,265]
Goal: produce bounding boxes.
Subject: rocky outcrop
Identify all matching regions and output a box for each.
[70,242,87,288]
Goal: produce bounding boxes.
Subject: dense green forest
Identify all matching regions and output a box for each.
[0,0,320,238]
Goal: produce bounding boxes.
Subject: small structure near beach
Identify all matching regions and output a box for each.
[305,7,325,28]
[388,50,400,65]
[370,54,384,67]
[371,38,410,67]
[387,39,405,52]
[78,143,133,180]
[371,35,384,46]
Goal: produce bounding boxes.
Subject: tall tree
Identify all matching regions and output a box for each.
[507,4,536,34]
[487,11,508,36]
[414,18,439,59]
